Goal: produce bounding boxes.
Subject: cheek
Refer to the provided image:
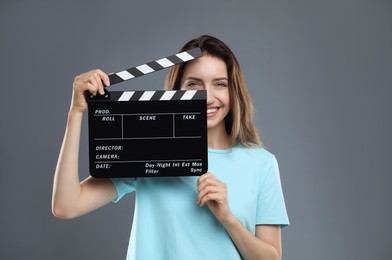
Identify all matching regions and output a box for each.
[220,90,231,108]
[217,91,231,119]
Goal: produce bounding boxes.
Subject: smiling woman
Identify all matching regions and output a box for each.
[52,35,289,260]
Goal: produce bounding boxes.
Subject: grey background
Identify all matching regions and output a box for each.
[1,0,391,259]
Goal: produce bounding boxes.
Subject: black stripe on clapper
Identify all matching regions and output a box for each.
[192,90,207,100]
[146,61,164,71]
[166,55,184,65]
[171,90,186,100]
[126,67,144,78]
[129,91,144,101]
[108,73,124,85]
[150,91,165,101]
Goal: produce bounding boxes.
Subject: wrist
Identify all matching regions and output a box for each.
[220,212,237,227]
[68,109,84,121]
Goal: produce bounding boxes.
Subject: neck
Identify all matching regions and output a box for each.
[207,126,230,150]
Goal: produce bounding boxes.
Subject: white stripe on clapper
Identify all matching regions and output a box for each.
[160,91,176,100]
[118,91,135,101]
[181,90,197,100]
[117,71,135,80]
[156,58,174,68]
[176,51,194,62]
[136,64,155,74]
[139,91,156,101]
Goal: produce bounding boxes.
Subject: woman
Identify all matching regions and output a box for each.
[52,35,289,260]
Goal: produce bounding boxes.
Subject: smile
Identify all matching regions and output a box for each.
[207,107,219,118]
[207,108,218,114]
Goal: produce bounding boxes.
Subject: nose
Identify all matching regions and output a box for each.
[206,85,214,105]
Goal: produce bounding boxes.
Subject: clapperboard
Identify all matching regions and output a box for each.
[87,48,208,178]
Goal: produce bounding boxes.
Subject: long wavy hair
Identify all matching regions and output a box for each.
[164,35,263,148]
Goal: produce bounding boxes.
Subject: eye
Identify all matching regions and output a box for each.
[184,80,203,89]
[216,81,228,87]
[188,81,199,86]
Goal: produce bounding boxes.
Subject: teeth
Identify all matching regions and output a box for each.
[207,108,218,114]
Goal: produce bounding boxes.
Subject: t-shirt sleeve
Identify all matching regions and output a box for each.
[256,155,289,228]
[111,178,137,202]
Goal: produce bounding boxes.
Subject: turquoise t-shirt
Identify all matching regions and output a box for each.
[111,146,289,260]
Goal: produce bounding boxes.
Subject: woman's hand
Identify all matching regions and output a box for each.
[197,172,234,223]
[70,69,110,113]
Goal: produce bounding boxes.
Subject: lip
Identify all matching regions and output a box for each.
[207,107,219,119]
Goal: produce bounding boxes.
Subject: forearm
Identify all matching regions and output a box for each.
[222,216,281,260]
[52,110,84,218]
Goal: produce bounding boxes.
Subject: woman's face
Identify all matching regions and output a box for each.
[180,55,230,134]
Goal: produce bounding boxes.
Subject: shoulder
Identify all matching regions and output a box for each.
[232,145,277,165]
[228,145,280,180]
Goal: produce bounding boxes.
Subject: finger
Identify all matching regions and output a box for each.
[197,179,217,194]
[95,69,110,87]
[197,174,219,192]
[86,82,99,96]
[92,69,110,94]
[87,72,105,95]
[197,185,219,205]
[197,172,214,186]
[73,69,108,98]
[198,183,227,205]
[199,192,224,207]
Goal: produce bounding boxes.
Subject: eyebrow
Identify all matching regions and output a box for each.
[184,76,229,81]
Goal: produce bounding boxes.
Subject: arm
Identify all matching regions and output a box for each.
[52,69,117,219]
[197,173,282,260]
[223,219,282,260]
